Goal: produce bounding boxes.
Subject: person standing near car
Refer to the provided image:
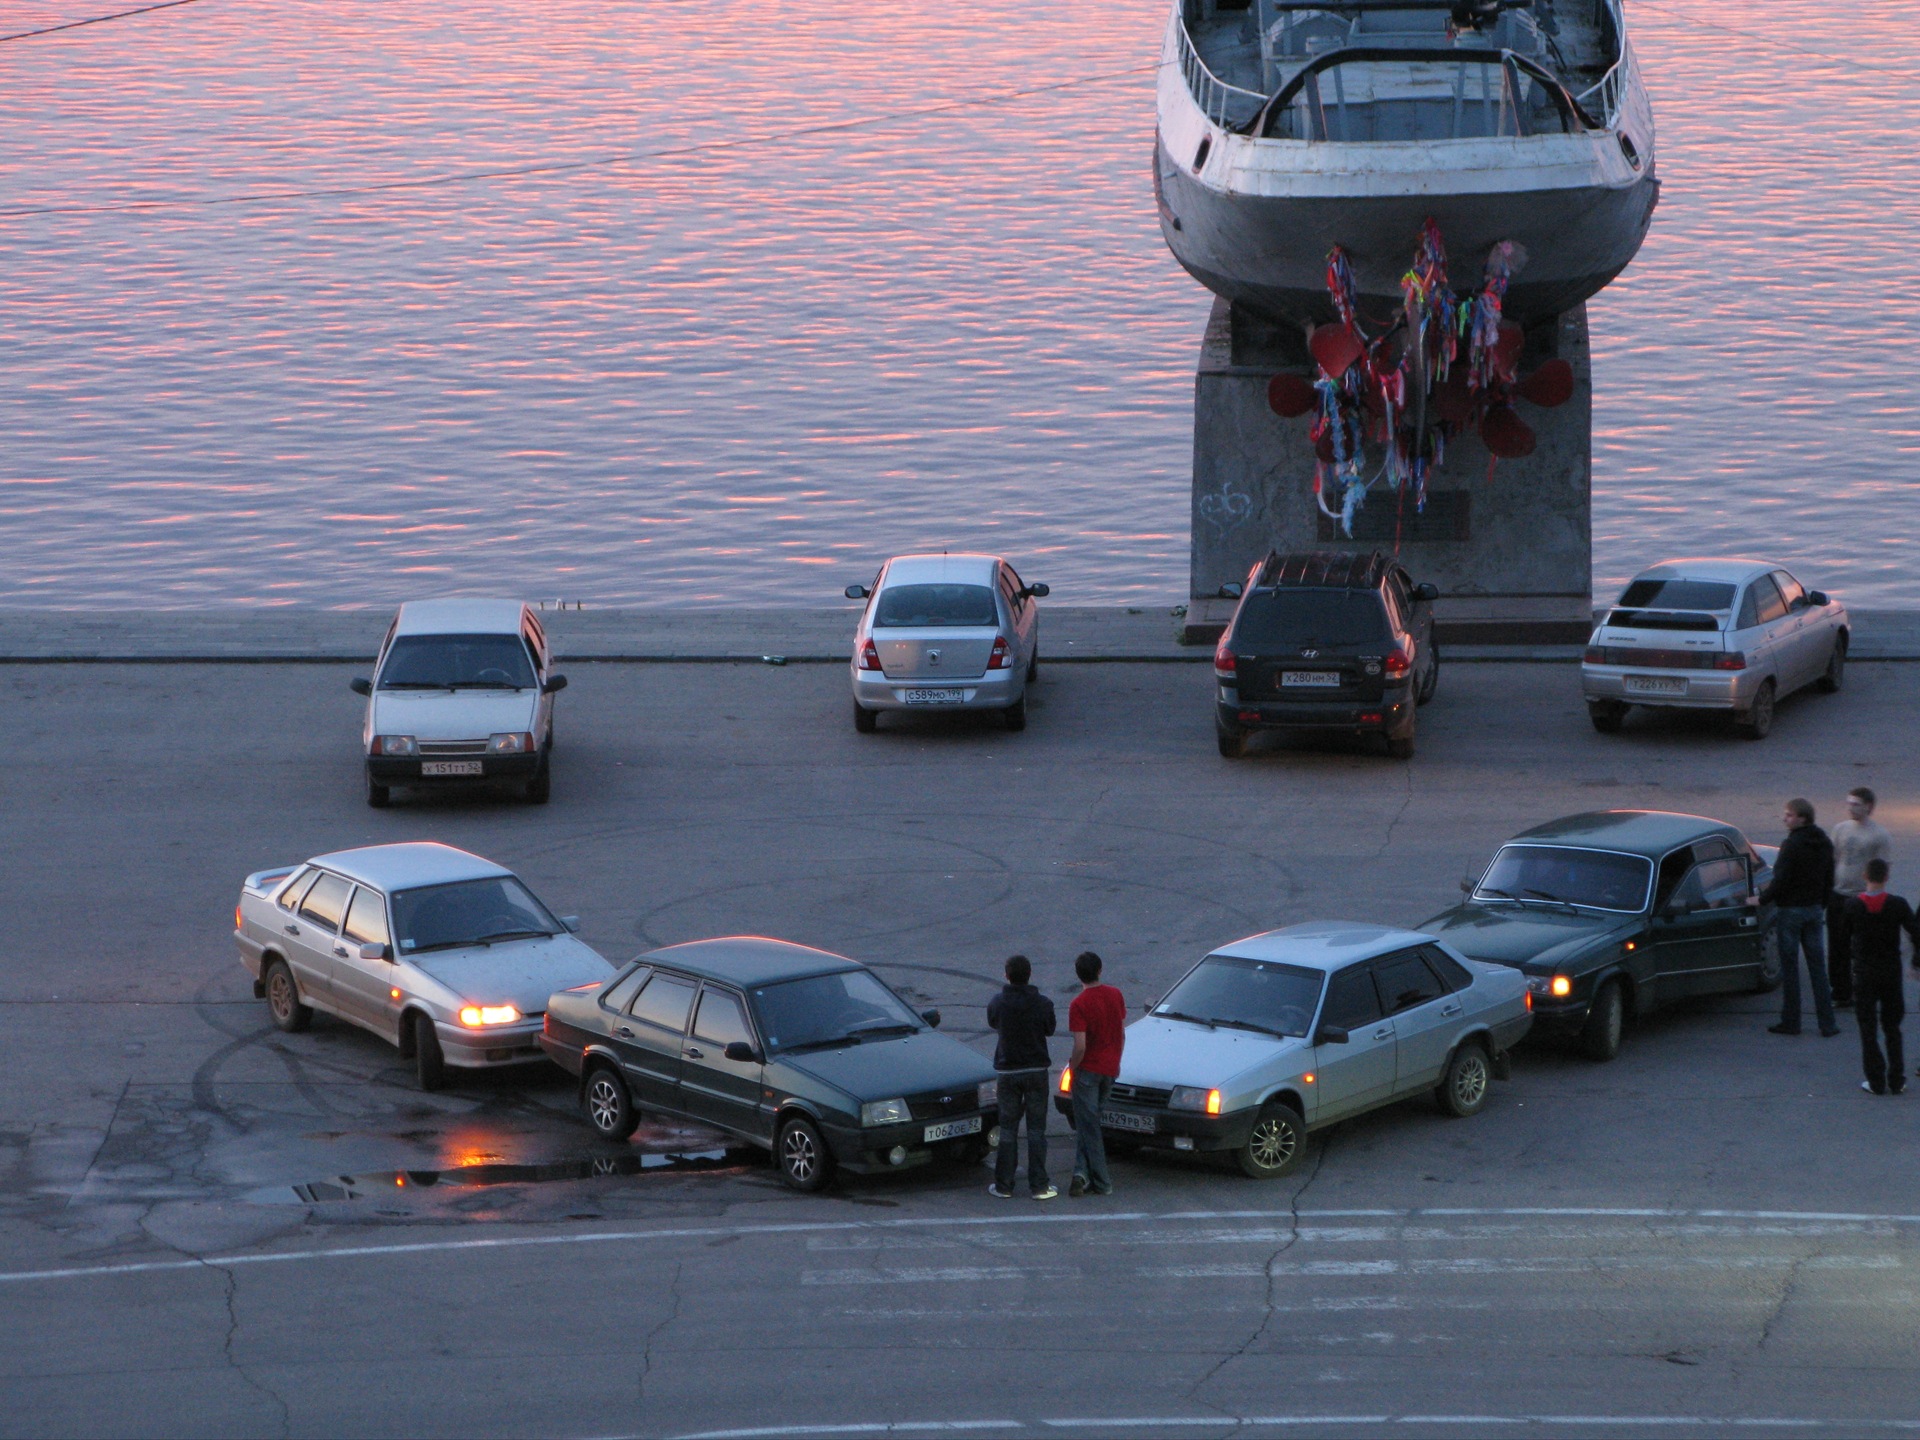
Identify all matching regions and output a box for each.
[986,954,1058,1201]
[1762,798,1839,1038]
[1829,787,1893,1010]
[1844,859,1919,1095]
[1067,951,1126,1198]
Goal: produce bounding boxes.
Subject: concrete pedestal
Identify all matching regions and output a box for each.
[1183,297,1593,646]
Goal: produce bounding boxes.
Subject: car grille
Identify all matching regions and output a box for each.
[1109,1082,1172,1109]
[1589,647,1719,670]
[905,1089,979,1120]
[419,740,489,756]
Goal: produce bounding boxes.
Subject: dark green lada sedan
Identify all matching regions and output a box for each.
[540,937,999,1190]
[1420,811,1782,1061]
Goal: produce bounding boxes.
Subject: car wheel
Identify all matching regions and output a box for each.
[1578,980,1625,1062]
[1436,1041,1491,1117]
[1235,1101,1307,1179]
[1588,701,1628,734]
[583,1064,639,1141]
[1734,680,1775,740]
[1752,926,1783,993]
[1385,724,1416,760]
[414,1012,448,1091]
[525,762,552,805]
[1026,646,1039,684]
[1815,633,1846,694]
[366,777,391,808]
[776,1114,835,1192]
[263,958,312,1034]
[1216,723,1245,759]
[853,702,877,734]
[1003,695,1027,732]
[1417,648,1440,706]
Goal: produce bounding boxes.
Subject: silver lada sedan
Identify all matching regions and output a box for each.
[1057,922,1532,1178]
[234,842,613,1089]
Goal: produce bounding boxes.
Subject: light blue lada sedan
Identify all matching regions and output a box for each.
[1057,922,1532,1178]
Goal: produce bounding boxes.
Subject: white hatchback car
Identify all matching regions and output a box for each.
[845,554,1048,732]
[351,599,568,806]
[1582,559,1848,739]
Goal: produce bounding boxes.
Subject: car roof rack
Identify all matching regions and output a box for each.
[1255,549,1391,591]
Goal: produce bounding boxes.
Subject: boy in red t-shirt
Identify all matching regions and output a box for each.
[1067,950,1127,1197]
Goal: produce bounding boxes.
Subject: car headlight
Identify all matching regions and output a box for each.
[976,1079,998,1108]
[861,1098,911,1127]
[372,735,418,756]
[457,1004,522,1027]
[1169,1085,1223,1115]
[487,732,535,754]
[1526,976,1574,999]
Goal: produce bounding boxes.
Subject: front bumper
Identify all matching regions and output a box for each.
[852,668,1021,713]
[1051,1096,1258,1153]
[438,1019,549,1069]
[822,1107,1001,1173]
[1581,664,1763,711]
[368,753,542,784]
[1217,687,1411,734]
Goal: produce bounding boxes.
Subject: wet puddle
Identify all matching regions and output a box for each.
[249,1149,741,1204]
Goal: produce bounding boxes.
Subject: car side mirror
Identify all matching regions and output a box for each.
[1218,582,1243,600]
[845,584,869,600]
[560,915,581,933]
[359,942,391,961]
[723,1041,762,1063]
[542,674,568,695]
[1807,590,1829,607]
[350,677,373,696]
[1414,582,1440,602]
[1022,582,1050,599]
[1459,874,1475,895]
[1659,900,1685,920]
[920,1008,942,1029]
[1315,1024,1350,1046]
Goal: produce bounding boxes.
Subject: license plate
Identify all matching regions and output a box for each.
[421,760,484,776]
[923,1116,981,1143]
[1623,675,1687,697]
[1101,1109,1156,1134]
[1281,671,1341,688]
[903,688,964,705]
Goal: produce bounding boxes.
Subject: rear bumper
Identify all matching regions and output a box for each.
[1581,664,1764,710]
[1051,1097,1257,1153]
[368,753,542,783]
[852,668,1022,712]
[1217,687,1411,733]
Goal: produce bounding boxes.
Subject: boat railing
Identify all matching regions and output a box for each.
[1171,12,1269,129]
[1571,0,1629,126]
[1248,46,1597,141]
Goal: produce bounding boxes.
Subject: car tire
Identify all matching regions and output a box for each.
[1734,680,1775,740]
[776,1114,835,1192]
[853,701,878,734]
[1752,927,1783,993]
[1588,701,1628,734]
[414,1012,448,1091]
[1216,724,1245,759]
[583,1064,640,1141]
[366,777,392,808]
[525,761,552,805]
[1815,633,1846,694]
[1003,695,1027,732]
[1417,648,1440,706]
[1436,1040,1491,1117]
[1385,724,1416,760]
[1578,979,1625,1062]
[263,958,312,1034]
[1235,1101,1307,1179]
[1026,647,1039,684]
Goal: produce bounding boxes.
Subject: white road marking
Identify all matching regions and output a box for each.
[5,1205,1919,1286]
[658,1416,1920,1439]
[1144,1255,1901,1279]
[802,1266,1076,1286]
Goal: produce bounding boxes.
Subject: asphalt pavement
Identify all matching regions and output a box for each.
[3,655,1918,1438]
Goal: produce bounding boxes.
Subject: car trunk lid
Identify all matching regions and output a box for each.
[874,630,995,681]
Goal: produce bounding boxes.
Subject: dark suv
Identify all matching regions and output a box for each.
[1212,550,1439,758]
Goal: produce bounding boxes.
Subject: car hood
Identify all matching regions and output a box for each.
[403,934,610,1011]
[1420,903,1641,971]
[370,689,537,741]
[1118,1014,1305,1089]
[778,1031,993,1104]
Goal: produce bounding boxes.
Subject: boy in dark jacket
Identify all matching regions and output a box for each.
[1845,858,1920,1095]
[986,955,1058,1200]
[1761,798,1839,1037]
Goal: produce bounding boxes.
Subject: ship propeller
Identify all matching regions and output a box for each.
[1492,321,1525,382]
[1480,403,1537,459]
[1516,357,1574,409]
[1267,373,1317,418]
[1308,323,1365,378]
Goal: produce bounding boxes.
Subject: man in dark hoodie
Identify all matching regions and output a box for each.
[1761,797,1839,1038]
[1845,858,1920,1095]
[986,955,1058,1201]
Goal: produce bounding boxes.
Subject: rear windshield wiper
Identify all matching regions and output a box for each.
[379,681,453,690]
[779,1035,867,1055]
[845,1022,919,1040]
[447,681,529,690]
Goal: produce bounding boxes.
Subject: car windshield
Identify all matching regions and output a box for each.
[391,876,561,953]
[751,970,924,1053]
[1476,845,1653,913]
[1617,579,1736,612]
[1232,590,1388,650]
[1153,956,1323,1038]
[379,634,536,690]
[873,584,997,628]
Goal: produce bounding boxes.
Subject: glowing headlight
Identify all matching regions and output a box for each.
[861,1098,911,1127]
[976,1079,998,1108]
[1526,976,1575,999]
[1170,1086,1223,1115]
[458,1004,522,1027]
[372,735,418,756]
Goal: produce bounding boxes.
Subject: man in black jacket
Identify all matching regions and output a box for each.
[986,955,1058,1200]
[1760,798,1839,1038]
[1845,858,1920,1094]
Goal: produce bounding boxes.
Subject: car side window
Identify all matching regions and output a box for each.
[1654,847,1695,909]
[522,624,547,673]
[1697,857,1751,909]
[1321,963,1382,1030]
[298,873,352,934]
[342,887,390,947]
[1750,575,1789,626]
[629,974,697,1034]
[1372,950,1444,1014]
[1665,867,1708,913]
[1772,571,1806,611]
[276,867,316,912]
[692,988,754,1050]
[998,568,1022,616]
[601,965,651,1013]
[1419,945,1474,991]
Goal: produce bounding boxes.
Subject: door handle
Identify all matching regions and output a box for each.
[684,1046,704,1060]
[1441,1004,1462,1017]
[333,947,349,958]
[1372,1027,1393,1040]
[616,1026,634,1038]
[284,924,300,935]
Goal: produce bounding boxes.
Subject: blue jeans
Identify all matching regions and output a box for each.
[995,1072,1050,1194]
[1070,1070,1115,1191]
[1777,904,1836,1033]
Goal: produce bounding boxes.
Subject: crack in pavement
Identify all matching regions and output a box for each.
[207,1256,293,1438]
[638,1259,686,1411]
[1756,1249,1810,1353]
[1371,761,1416,861]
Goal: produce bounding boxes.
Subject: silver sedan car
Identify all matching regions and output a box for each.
[846,553,1048,732]
[1057,922,1532,1178]
[1583,559,1849,739]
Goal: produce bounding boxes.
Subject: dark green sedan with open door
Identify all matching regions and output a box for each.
[540,936,999,1190]
[1420,811,1781,1061]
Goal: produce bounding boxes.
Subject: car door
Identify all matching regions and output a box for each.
[678,985,770,1141]
[521,610,555,746]
[1371,948,1456,1093]
[1310,961,1396,1121]
[285,871,353,1005]
[1001,564,1036,670]
[1769,570,1819,690]
[614,971,698,1112]
[1649,844,1762,997]
[330,884,398,1036]
[1742,575,1794,689]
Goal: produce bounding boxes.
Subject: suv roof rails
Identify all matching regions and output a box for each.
[1254,549,1391,591]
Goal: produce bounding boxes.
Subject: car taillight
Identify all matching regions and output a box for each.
[234,903,243,931]
[1712,651,1747,670]
[859,638,883,672]
[1383,647,1412,679]
[1583,646,1603,664]
[1213,638,1237,679]
[987,636,1013,670]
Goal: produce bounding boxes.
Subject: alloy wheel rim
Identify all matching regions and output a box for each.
[1455,1055,1488,1107]
[269,972,291,1017]
[783,1127,817,1181]
[588,1078,621,1132]
[1250,1117,1295,1170]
